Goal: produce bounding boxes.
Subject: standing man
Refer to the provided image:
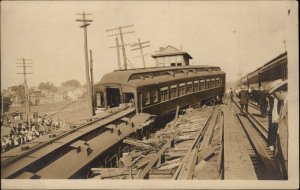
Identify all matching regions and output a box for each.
[229,88,234,102]
[238,85,250,115]
[268,79,288,179]
[259,87,268,117]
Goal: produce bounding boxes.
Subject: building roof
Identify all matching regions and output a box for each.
[95,65,224,88]
[151,45,193,59]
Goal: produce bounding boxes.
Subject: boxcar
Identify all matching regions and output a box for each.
[94,65,225,116]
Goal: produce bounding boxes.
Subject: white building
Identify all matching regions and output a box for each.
[151,45,193,67]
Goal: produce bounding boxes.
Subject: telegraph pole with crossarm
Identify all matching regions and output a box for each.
[108,37,122,70]
[106,25,135,70]
[76,12,94,116]
[16,58,33,128]
[131,38,150,68]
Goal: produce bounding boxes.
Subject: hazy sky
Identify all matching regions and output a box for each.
[1,1,297,90]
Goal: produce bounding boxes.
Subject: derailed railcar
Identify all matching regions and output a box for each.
[94,66,225,116]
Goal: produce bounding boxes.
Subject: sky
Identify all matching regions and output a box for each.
[1,1,298,90]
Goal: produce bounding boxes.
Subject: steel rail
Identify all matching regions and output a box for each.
[233,101,268,140]
[236,114,280,179]
[232,101,280,179]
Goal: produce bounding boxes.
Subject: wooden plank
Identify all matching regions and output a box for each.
[175,108,215,180]
[134,132,179,179]
[197,145,215,161]
[123,138,154,150]
[223,105,257,180]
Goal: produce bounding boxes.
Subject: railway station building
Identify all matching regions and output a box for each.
[152,45,193,67]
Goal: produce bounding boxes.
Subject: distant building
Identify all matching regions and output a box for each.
[36,86,87,104]
[152,45,193,67]
[29,87,42,105]
[67,87,86,101]
[4,84,25,107]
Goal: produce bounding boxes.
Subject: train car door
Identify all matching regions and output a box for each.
[106,88,120,108]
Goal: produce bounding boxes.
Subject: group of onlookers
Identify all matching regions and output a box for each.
[228,79,288,179]
[1,113,66,153]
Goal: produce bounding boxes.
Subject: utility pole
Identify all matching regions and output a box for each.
[16,58,33,129]
[89,49,95,115]
[131,38,150,68]
[106,25,135,70]
[108,37,122,70]
[76,12,94,116]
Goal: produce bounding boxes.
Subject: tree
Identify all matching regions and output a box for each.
[38,82,57,92]
[15,85,26,104]
[61,79,81,88]
[1,96,12,112]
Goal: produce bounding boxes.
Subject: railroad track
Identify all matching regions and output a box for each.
[232,101,281,180]
[88,105,224,180]
[1,107,141,179]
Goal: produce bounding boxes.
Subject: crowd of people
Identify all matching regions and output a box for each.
[229,79,288,179]
[1,112,66,153]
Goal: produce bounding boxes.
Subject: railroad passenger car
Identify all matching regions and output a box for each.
[239,51,287,89]
[94,66,225,116]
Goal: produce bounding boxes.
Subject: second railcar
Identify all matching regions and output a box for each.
[94,66,225,116]
[239,52,287,89]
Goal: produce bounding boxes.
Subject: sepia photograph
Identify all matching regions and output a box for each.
[1,0,299,189]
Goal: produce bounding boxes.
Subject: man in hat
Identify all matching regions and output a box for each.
[268,79,288,179]
[229,88,234,102]
[258,86,268,117]
[238,85,250,115]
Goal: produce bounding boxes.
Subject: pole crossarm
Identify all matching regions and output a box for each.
[131,41,150,47]
[130,38,151,68]
[107,30,135,37]
[109,43,134,48]
[106,24,135,70]
[76,12,93,28]
[131,45,150,51]
[76,19,93,22]
[106,24,134,32]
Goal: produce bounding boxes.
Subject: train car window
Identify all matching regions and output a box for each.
[153,90,158,103]
[187,82,193,94]
[206,79,210,89]
[178,83,186,96]
[170,85,177,99]
[193,81,199,92]
[160,87,169,102]
[220,78,223,86]
[145,91,150,105]
[215,78,220,87]
[210,78,215,88]
[200,80,205,91]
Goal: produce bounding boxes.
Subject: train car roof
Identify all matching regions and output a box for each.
[239,51,287,81]
[95,65,225,88]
